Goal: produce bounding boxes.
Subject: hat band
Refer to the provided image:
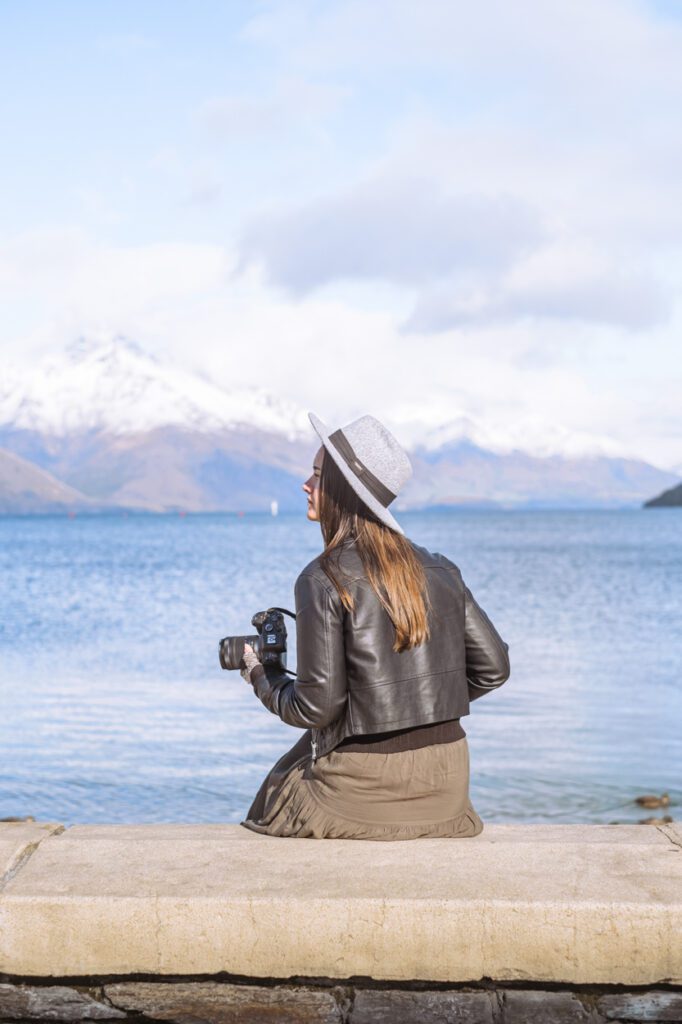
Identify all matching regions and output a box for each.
[327,428,397,508]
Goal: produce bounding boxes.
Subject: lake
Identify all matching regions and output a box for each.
[1,508,680,827]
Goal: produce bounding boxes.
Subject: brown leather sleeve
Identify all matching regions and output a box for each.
[463,584,511,701]
[249,571,348,729]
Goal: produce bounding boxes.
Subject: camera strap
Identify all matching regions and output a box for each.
[267,606,297,620]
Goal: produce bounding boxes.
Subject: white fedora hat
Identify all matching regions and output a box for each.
[308,411,412,535]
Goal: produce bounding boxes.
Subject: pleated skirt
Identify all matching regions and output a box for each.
[240,729,484,840]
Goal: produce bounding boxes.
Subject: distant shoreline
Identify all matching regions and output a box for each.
[0,503,674,520]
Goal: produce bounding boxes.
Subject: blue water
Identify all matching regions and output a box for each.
[0,509,680,827]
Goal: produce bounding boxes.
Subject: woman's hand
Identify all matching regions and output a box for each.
[240,643,261,685]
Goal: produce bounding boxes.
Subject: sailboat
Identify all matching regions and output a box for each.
[270,500,278,517]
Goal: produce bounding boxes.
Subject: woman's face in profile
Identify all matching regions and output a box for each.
[303,446,324,522]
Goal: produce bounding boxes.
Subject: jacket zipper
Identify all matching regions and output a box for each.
[311,730,318,764]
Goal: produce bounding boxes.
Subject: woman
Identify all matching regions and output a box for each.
[239,412,511,840]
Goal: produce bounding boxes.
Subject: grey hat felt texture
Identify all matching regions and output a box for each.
[308,411,412,535]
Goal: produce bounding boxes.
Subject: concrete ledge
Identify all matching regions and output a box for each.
[0,822,680,985]
[0,822,64,889]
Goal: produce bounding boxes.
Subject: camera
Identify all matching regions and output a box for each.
[218,607,294,674]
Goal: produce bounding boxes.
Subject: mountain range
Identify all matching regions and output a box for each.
[0,336,679,514]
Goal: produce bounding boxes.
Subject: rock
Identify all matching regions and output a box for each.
[598,990,682,1020]
[350,988,496,1022]
[501,989,598,1022]
[104,981,345,1023]
[0,984,124,1020]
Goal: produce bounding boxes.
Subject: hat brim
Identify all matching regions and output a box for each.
[308,411,405,535]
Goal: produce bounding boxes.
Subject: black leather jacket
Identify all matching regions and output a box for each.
[251,537,510,760]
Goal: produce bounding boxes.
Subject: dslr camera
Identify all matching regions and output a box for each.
[219,607,295,675]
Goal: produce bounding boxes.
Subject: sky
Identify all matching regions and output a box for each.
[1,0,681,470]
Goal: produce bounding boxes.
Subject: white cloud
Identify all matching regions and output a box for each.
[237,164,677,332]
[404,251,671,333]
[241,0,682,104]
[1,0,681,471]
[0,228,230,357]
[239,176,545,294]
[198,77,350,140]
[0,226,679,470]
[231,0,682,338]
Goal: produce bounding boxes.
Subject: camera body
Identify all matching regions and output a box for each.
[219,608,289,674]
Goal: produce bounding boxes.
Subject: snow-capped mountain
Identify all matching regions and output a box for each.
[399,412,632,463]
[0,333,664,465]
[0,334,640,463]
[0,335,310,440]
[0,335,679,513]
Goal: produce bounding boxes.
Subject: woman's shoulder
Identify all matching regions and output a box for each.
[296,554,329,584]
[294,544,375,615]
[298,538,462,582]
[407,539,463,577]
[297,538,362,590]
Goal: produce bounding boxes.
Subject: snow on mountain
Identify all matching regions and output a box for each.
[1,335,675,473]
[0,335,311,440]
[392,407,633,463]
[0,336,679,512]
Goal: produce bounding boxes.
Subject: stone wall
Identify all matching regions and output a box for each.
[1,979,682,1023]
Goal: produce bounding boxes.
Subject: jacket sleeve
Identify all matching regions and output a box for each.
[463,583,511,701]
[249,571,349,729]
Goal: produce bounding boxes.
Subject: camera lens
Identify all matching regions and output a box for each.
[219,634,261,671]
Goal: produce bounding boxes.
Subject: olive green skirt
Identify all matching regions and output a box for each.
[240,729,484,841]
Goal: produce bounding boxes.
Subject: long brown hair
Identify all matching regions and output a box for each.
[317,448,431,653]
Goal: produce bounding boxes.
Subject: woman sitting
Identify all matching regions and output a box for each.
[240,411,511,840]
